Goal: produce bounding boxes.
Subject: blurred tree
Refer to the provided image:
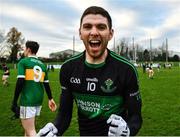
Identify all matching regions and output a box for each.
[143,49,150,61]
[6,27,25,66]
[0,30,5,43]
[0,30,11,60]
[119,38,129,57]
[172,55,179,61]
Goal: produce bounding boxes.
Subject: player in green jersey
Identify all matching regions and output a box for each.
[11,41,57,136]
[38,6,142,136]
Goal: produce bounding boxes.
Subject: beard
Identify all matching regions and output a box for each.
[85,41,108,60]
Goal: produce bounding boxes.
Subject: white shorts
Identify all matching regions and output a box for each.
[20,106,42,119]
[149,70,153,73]
[2,75,9,79]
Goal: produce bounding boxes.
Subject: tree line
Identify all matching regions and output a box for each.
[113,38,179,62]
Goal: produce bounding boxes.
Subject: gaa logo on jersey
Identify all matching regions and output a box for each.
[70,77,81,84]
[101,78,117,93]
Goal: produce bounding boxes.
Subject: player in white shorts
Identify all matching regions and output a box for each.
[20,106,42,119]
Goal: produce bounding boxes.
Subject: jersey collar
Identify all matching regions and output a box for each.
[84,49,110,69]
[28,55,38,58]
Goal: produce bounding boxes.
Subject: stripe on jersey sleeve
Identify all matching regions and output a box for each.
[17,75,25,78]
[44,80,49,83]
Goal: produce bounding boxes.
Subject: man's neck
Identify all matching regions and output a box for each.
[27,53,36,57]
[85,49,108,64]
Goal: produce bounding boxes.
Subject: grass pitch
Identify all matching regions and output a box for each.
[0,66,179,136]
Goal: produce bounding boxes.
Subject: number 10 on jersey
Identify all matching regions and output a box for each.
[87,82,96,92]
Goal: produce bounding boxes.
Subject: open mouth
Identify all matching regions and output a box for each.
[89,40,101,48]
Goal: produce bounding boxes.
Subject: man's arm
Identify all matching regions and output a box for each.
[54,89,73,135]
[37,87,73,136]
[12,78,25,105]
[37,64,73,136]
[43,82,53,100]
[126,91,142,136]
[125,67,142,136]
[4,69,9,74]
[106,69,142,137]
[54,64,74,135]
[11,78,25,117]
[43,82,57,112]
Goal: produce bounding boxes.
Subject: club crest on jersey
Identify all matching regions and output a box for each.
[101,78,117,93]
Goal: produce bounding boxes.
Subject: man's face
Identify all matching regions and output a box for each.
[79,14,113,59]
[23,47,29,57]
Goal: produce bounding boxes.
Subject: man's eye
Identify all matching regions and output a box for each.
[97,25,107,30]
[83,24,92,30]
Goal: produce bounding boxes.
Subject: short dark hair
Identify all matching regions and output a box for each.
[26,41,39,54]
[80,6,112,29]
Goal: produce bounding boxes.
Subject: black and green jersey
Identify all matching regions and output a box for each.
[17,56,48,106]
[55,49,142,136]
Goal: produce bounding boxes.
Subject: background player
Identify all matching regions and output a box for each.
[11,41,57,136]
[2,63,10,86]
[38,6,142,136]
[148,65,154,79]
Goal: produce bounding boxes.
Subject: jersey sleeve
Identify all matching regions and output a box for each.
[54,64,73,135]
[43,65,52,98]
[17,60,25,78]
[124,66,142,136]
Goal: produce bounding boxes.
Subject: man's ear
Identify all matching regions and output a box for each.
[27,48,32,54]
[79,28,82,40]
[109,29,114,40]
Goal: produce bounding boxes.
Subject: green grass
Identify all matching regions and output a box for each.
[0,66,180,136]
[138,67,180,136]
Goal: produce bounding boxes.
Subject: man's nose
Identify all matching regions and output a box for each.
[90,27,99,36]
